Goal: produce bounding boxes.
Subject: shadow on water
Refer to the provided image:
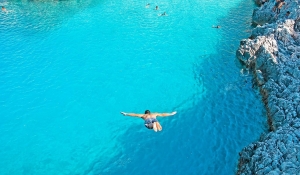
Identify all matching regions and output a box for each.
[0,0,102,36]
[86,0,268,174]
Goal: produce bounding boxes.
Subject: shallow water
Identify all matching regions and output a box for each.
[0,0,266,174]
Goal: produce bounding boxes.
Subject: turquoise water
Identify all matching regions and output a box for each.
[0,0,267,174]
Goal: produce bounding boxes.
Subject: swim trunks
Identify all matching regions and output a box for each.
[144,118,158,129]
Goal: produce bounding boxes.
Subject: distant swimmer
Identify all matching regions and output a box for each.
[2,6,7,12]
[120,110,177,132]
[158,12,167,16]
[145,3,150,8]
[212,25,221,28]
[155,6,159,10]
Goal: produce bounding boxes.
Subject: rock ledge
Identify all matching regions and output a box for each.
[236,0,300,174]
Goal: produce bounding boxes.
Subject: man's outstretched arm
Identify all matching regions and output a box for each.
[155,111,177,117]
[121,112,144,117]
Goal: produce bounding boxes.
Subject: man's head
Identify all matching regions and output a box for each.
[145,110,150,114]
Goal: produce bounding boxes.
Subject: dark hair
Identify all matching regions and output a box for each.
[287,11,290,14]
[145,110,150,114]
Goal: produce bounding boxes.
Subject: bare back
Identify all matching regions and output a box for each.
[141,113,158,120]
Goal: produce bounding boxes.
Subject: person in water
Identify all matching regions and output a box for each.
[161,12,167,16]
[2,6,7,12]
[212,25,221,28]
[121,110,177,132]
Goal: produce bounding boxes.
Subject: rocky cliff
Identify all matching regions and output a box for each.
[236,0,300,174]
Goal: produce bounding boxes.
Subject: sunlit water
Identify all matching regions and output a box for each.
[0,0,267,174]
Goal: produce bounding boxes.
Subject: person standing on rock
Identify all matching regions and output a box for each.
[272,0,281,12]
[120,110,177,132]
[273,0,285,14]
[276,0,285,14]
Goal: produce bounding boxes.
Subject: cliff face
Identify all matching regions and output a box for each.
[236,0,300,174]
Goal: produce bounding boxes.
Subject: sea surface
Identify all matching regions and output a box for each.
[0,0,267,174]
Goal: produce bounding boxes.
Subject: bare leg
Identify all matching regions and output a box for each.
[156,122,162,131]
[153,122,158,132]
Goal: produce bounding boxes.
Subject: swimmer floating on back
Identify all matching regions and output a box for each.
[121,110,177,132]
[212,25,221,28]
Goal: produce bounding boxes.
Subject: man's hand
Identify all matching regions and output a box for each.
[120,112,127,116]
[171,111,177,115]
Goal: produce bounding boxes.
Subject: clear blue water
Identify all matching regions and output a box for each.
[0,0,267,174]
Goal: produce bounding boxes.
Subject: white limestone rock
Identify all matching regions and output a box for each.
[237,0,300,174]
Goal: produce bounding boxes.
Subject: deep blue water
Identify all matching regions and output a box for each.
[0,0,267,174]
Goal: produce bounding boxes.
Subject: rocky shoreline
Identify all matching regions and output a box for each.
[236,0,300,174]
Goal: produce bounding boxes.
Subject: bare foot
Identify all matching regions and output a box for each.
[153,123,158,132]
[156,122,162,131]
